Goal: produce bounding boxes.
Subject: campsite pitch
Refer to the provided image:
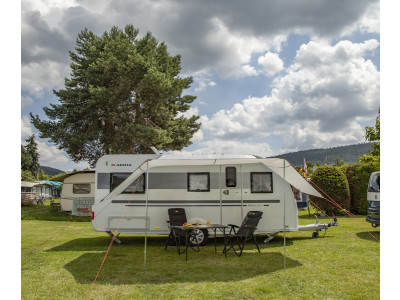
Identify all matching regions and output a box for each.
[21,210,379,299]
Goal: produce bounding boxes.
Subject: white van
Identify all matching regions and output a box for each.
[366,171,380,227]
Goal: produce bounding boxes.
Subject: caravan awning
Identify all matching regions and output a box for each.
[102,157,323,202]
[44,181,63,189]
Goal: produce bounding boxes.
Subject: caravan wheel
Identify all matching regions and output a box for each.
[189,229,209,246]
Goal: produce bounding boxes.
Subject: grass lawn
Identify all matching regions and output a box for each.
[21,208,379,299]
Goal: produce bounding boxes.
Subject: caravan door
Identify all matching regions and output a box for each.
[220,165,243,225]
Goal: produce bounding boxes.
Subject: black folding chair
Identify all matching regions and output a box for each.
[164,208,200,255]
[223,211,263,257]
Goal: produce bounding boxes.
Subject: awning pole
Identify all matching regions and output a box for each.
[219,165,222,224]
[144,161,149,273]
[283,158,286,269]
[240,164,243,221]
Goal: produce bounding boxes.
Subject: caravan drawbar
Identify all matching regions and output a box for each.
[91,154,337,244]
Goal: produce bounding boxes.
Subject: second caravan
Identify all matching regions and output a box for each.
[91,154,337,244]
[60,171,95,212]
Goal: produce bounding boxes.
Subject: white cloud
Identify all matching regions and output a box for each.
[240,65,258,77]
[202,17,284,78]
[36,141,69,166]
[21,95,34,108]
[344,1,380,35]
[193,71,218,92]
[23,0,78,15]
[184,139,273,157]
[191,129,204,144]
[65,160,91,172]
[201,39,380,151]
[177,106,199,119]
[22,60,69,96]
[258,52,284,76]
[20,115,70,167]
[21,116,32,138]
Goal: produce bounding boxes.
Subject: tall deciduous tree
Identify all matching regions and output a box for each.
[359,108,380,163]
[24,134,40,179]
[31,25,200,167]
[365,107,380,157]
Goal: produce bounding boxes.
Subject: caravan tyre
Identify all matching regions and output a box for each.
[189,229,209,246]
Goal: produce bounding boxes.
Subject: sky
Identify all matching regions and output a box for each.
[20,0,381,172]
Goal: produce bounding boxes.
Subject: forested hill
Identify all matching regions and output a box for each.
[40,166,65,176]
[270,142,376,166]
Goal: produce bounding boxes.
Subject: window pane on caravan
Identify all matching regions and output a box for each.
[73,184,91,194]
[111,173,145,194]
[188,173,210,192]
[251,172,273,193]
[226,167,237,187]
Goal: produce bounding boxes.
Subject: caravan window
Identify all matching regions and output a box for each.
[251,172,273,193]
[188,173,210,192]
[226,167,237,187]
[73,184,91,194]
[111,173,145,194]
[21,187,33,193]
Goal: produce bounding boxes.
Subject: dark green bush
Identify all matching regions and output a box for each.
[310,166,350,215]
[346,162,380,214]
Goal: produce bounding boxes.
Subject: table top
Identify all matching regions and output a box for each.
[171,224,229,230]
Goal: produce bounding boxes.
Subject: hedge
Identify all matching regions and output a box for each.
[310,166,350,215]
[345,162,380,214]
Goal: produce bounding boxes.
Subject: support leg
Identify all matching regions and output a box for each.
[253,235,261,253]
[106,231,122,244]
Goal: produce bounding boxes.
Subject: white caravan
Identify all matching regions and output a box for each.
[60,171,95,211]
[91,154,337,244]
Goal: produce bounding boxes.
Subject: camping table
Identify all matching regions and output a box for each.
[171,224,229,261]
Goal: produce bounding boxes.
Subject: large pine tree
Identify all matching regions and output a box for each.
[31,25,200,167]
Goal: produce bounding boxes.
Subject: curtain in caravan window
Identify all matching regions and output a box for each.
[73,184,91,194]
[188,173,210,191]
[251,172,273,193]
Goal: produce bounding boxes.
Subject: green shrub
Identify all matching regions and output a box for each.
[346,162,380,214]
[310,166,350,215]
[337,164,348,176]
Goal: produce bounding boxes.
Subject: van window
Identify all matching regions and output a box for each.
[188,173,210,192]
[368,173,380,192]
[226,167,237,187]
[251,172,273,193]
[111,173,145,194]
[73,184,91,194]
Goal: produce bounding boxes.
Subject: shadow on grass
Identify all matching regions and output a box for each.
[64,248,301,285]
[46,235,301,284]
[356,231,380,242]
[46,236,115,252]
[46,233,331,253]
[45,235,287,251]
